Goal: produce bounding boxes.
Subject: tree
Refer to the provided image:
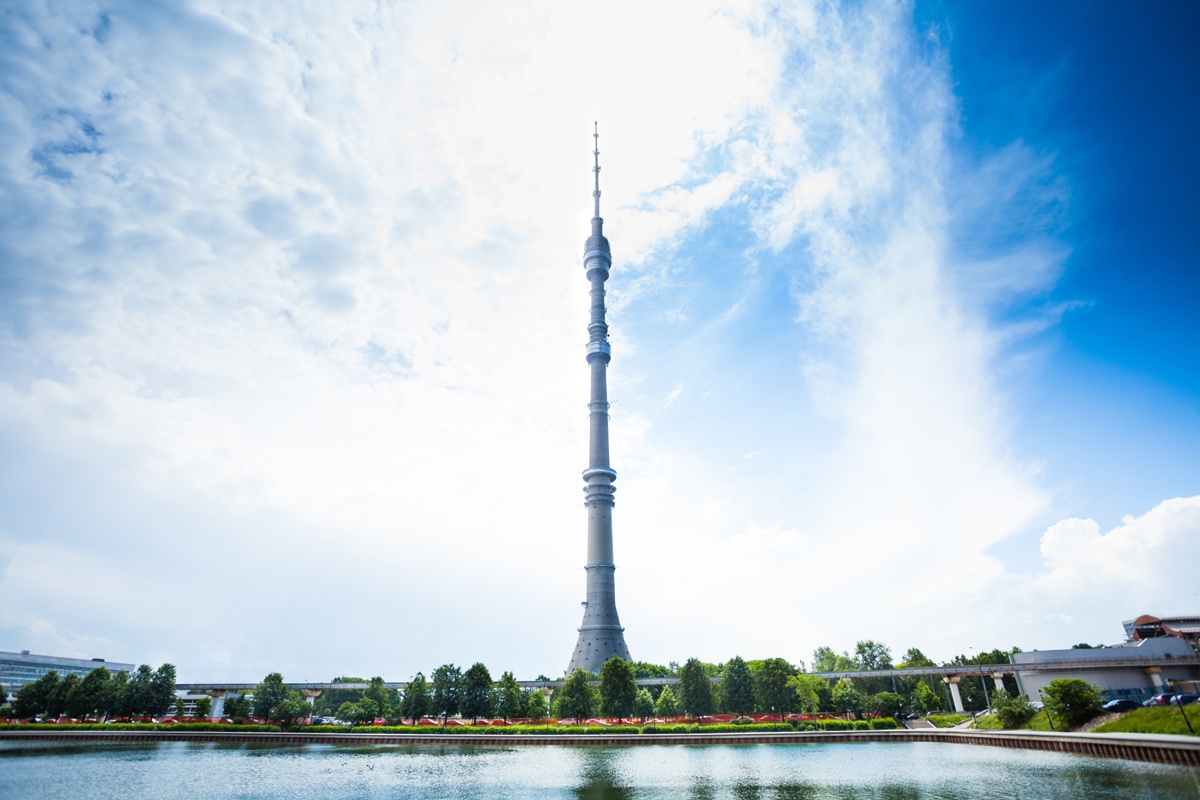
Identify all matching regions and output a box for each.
[253,673,289,721]
[401,673,432,723]
[868,691,904,717]
[599,657,637,722]
[224,694,252,722]
[633,688,655,721]
[755,658,796,720]
[677,658,715,718]
[363,676,395,718]
[787,673,823,713]
[495,671,523,722]
[900,648,935,668]
[194,697,212,719]
[555,668,597,720]
[631,662,673,679]
[525,689,547,722]
[832,679,865,714]
[811,647,856,673]
[108,671,131,718]
[175,697,187,718]
[1042,678,1102,729]
[852,641,893,694]
[346,697,379,726]
[125,665,156,717]
[0,683,6,705]
[319,676,367,717]
[47,673,79,719]
[73,667,111,720]
[655,685,678,716]
[460,662,494,723]
[150,664,177,717]
[14,672,60,720]
[992,689,1035,729]
[431,664,462,723]
[721,656,755,717]
[914,681,942,713]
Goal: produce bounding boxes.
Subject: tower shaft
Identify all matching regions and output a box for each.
[567,125,630,674]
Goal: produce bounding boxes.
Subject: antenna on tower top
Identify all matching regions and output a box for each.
[593,122,601,218]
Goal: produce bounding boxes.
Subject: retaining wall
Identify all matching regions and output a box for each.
[2,728,1197,767]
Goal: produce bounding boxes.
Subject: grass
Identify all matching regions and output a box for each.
[1092,706,1200,737]
[926,714,970,728]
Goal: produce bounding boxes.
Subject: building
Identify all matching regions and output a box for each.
[0,650,136,695]
[1122,613,1200,645]
[1010,637,1200,702]
[566,125,632,675]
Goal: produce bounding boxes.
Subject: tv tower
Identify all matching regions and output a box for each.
[567,124,631,674]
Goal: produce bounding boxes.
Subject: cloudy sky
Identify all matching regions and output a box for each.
[1,0,1197,683]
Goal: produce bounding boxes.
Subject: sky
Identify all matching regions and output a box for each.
[1,0,1197,683]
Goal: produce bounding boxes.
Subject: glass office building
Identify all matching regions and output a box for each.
[1,650,137,695]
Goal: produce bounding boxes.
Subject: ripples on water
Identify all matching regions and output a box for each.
[2,740,1198,799]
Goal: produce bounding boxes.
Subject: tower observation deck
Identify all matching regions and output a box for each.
[567,124,631,674]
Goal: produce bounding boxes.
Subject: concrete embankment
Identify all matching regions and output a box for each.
[3,728,1198,766]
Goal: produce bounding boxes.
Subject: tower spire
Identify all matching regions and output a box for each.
[593,121,602,219]
[568,123,630,675]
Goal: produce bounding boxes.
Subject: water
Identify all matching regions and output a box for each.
[1,740,1198,799]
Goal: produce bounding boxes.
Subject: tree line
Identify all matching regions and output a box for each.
[0,664,176,721]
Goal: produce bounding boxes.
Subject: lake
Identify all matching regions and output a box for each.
[2,739,1198,799]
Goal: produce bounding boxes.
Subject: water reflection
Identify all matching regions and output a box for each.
[1,740,1197,799]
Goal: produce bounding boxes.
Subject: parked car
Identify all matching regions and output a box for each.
[1169,694,1199,707]
[1102,699,1141,713]
[1142,694,1172,707]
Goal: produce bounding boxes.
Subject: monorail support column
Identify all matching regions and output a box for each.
[1146,667,1165,689]
[944,677,964,713]
[302,690,321,707]
[993,673,1006,694]
[207,691,227,720]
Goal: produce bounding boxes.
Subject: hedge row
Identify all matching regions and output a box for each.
[0,723,281,732]
[299,719,898,735]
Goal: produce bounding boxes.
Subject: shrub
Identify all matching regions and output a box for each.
[1041,679,1102,729]
[991,690,1035,730]
[869,718,899,729]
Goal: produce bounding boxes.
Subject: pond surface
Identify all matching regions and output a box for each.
[2,739,1198,799]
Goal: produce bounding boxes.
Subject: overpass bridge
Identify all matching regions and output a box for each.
[178,653,1200,717]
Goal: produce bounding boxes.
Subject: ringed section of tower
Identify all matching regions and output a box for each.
[567,128,631,675]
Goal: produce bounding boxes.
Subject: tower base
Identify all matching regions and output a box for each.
[567,625,631,675]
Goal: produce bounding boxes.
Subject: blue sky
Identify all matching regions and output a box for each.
[0,0,1196,682]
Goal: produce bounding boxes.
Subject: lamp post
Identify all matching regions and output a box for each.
[1170,681,1195,735]
[1038,689,1054,730]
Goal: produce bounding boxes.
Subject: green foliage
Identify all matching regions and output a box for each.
[431,664,462,721]
[524,689,547,722]
[654,685,678,716]
[126,665,155,718]
[633,688,655,720]
[599,657,637,721]
[991,690,1035,729]
[194,697,212,719]
[271,691,313,725]
[754,658,796,719]
[460,663,494,722]
[914,681,942,713]
[900,648,935,668]
[867,691,903,717]
[786,673,822,714]
[253,673,288,721]
[363,677,395,718]
[630,662,673,679]
[720,657,755,716]
[1041,678,1102,729]
[318,677,366,715]
[68,667,110,719]
[0,683,5,705]
[869,718,899,729]
[223,694,252,722]
[47,673,78,719]
[1092,706,1200,737]
[927,714,969,728]
[175,697,187,718]
[150,664,177,717]
[811,647,856,673]
[14,671,59,720]
[108,671,130,718]
[495,671,523,722]
[831,680,864,714]
[677,658,716,717]
[401,673,431,722]
[555,669,597,720]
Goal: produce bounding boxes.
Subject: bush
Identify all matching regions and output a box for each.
[1041,679,1102,729]
[992,690,1035,730]
[869,718,899,730]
